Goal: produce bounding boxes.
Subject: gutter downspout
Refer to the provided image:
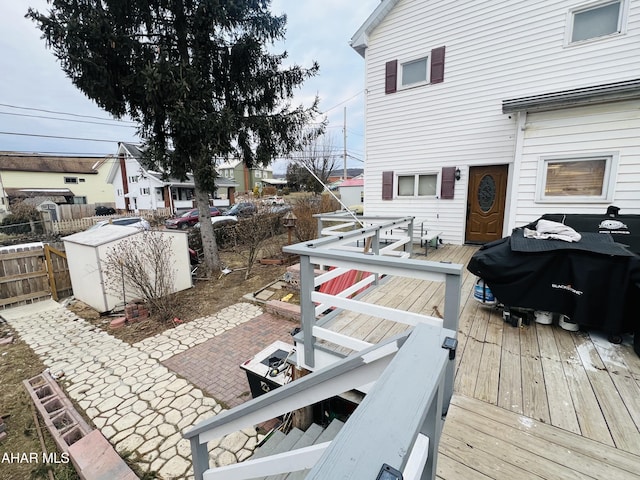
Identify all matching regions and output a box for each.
[505,111,527,233]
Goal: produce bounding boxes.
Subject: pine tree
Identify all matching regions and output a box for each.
[28,0,323,274]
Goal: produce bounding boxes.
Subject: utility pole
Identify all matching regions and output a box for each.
[343,106,347,180]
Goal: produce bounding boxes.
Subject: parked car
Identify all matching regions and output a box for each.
[225,202,257,217]
[193,215,238,229]
[263,195,285,205]
[87,217,150,230]
[165,207,221,229]
[95,205,116,216]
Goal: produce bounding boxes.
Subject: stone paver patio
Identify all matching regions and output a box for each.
[1,300,266,479]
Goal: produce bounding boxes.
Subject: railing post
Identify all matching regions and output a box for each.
[190,437,209,480]
[420,382,444,480]
[407,218,414,256]
[443,273,461,414]
[299,254,316,368]
[317,215,323,237]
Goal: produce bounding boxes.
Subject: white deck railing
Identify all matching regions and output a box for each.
[184,215,463,480]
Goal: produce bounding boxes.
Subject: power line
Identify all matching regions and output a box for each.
[0,131,129,143]
[0,102,136,125]
[0,111,138,128]
[322,90,364,114]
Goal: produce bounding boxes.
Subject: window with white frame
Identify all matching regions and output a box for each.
[117,189,123,196]
[64,176,78,184]
[568,0,624,44]
[397,174,437,197]
[537,153,617,202]
[401,57,429,87]
[255,170,262,178]
[140,187,150,195]
[128,175,139,183]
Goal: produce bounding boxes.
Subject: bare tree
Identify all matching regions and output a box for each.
[103,232,176,322]
[286,135,339,193]
[228,209,282,279]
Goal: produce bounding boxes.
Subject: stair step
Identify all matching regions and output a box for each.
[284,419,345,480]
[266,424,324,480]
[254,428,304,480]
[253,430,287,459]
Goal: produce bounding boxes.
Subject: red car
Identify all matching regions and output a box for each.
[165,207,221,229]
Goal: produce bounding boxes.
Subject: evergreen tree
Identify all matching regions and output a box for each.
[28,0,323,274]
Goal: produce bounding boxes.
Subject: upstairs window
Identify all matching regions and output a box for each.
[401,57,429,87]
[569,1,624,43]
[385,46,445,94]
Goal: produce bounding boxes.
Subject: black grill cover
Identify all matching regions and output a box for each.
[467,229,640,338]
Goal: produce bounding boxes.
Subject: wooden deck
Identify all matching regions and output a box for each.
[323,244,640,479]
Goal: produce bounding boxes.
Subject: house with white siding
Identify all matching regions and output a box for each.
[107,143,238,213]
[351,0,640,245]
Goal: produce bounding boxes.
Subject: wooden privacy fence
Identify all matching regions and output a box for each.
[0,243,72,309]
[46,208,173,235]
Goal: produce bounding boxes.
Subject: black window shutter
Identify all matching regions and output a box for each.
[385,60,397,94]
[382,171,394,199]
[430,46,446,84]
[441,166,455,199]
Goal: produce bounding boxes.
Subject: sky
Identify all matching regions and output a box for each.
[0,1,380,174]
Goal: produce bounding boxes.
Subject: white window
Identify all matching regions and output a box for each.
[140,187,150,195]
[537,153,618,202]
[128,175,139,183]
[401,57,429,87]
[255,170,262,178]
[397,174,437,197]
[64,177,78,184]
[567,1,625,44]
[117,189,123,196]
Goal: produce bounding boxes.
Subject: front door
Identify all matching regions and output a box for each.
[465,165,508,244]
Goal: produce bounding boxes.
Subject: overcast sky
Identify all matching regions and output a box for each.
[0,1,379,173]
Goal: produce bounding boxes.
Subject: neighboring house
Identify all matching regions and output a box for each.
[339,175,365,207]
[217,159,273,193]
[107,143,238,213]
[0,152,114,217]
[351,0,640,245]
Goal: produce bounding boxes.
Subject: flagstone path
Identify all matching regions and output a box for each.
[1,300,264,479]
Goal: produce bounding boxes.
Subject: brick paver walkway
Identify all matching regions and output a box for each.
[163,312,297,409]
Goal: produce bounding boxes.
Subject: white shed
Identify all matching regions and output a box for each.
[63,226,192,313]
[338,177,364,208]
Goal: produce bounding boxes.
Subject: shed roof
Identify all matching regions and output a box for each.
[62,224,141,247]
[340,177,364,188]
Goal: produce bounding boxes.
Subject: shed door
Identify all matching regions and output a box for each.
[465,165,508,244]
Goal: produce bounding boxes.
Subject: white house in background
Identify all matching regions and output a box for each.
[351,0,640,245]
[107,143,238,213]
[339,175,364,208]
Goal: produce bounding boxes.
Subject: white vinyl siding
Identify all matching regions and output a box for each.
[361,0,640,244]
[512,100,640,226]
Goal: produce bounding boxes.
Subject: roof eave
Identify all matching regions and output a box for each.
[502,79,640,114]
[350,0,400,58]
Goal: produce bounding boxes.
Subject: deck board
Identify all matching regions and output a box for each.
[307,243,640,478]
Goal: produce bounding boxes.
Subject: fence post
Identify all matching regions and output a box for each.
[299,254,316,368]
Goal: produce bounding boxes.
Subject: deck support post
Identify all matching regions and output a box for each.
[300,254,316,368]
[190,437,209,480]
